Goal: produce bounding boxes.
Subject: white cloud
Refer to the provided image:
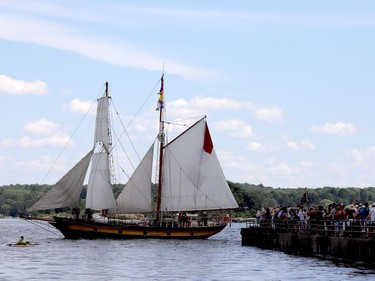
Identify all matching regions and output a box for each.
[192,96,250,110]
[0,139,13,147]
[310,122,357,136]
[246,142,277,153]
[2,1,372,30]
[14,155,54,171]
[285,139,300,150]
[300,139,316,150]
[283,136,316,151]
[218,149,257,173]
[24,119,60,136]
[247,142,264,152]
[0,155,12,161]
[17,135,71,148]
[167,96,284,123]
[216,119,252,138]
[166,98,204,120]
[0,74,47,95]
[0,13,218,81]
[63,98,96,115]
[247,137,314,154]
[126,115,159,135]
[324,146,375,187]
[254,106,283,122]
[2,119,71,148]
[346,146,375,167]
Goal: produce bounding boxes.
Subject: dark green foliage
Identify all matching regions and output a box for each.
[1,183,375,217]
[0,184,50,216]
[228,183,375,217]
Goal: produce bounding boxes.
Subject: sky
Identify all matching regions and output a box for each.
[1,0,375,188]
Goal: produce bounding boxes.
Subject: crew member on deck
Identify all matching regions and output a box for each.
[178,213,182,227]
[84,208,93,221]
[181,212,187,227]
[202,212,208,226]
[101,209,108,217]
[72,206,80,220]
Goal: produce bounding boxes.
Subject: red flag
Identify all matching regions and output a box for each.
[203,123,213,154]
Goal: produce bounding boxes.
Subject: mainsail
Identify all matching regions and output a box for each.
[27,149,94,212]
[161,118,239,212]
[85,94,116,210]
[86,152,117,210]
[116,143,154,213]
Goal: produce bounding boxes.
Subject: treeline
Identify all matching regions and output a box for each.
[0,184,125,217]
[228,182,375,217]
[1,182,375,217]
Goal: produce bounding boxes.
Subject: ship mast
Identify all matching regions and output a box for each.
[105,82,115,184]
[156,75,164,221]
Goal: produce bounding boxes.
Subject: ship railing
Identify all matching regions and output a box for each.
[104,213,144,226]
[245,219,375,238]
[149,214,228,228]
[99,213,230,228]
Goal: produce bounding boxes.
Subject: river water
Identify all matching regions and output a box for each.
[1,218,374,281]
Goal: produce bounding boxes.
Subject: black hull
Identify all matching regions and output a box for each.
[50,217,226,239]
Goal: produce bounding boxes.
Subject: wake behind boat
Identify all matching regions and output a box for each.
[24,76,238,239]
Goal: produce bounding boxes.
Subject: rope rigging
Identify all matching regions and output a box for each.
[24,219,63,238]
[109,78,161,178]
[40,84,106,185]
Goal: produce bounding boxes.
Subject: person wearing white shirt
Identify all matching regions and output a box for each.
[368,202,375,238]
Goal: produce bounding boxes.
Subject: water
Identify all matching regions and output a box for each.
[1,218,374,281]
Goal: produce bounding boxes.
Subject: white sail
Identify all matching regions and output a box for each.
[116,143,154,213]
[94,96,110,149]
[161,118,239,212]
[27,150,94,212]
[85,89,117,210]
[86,152,117,210]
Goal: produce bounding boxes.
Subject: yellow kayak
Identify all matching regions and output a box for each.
[7,242,37,247]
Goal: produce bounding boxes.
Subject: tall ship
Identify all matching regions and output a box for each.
[24,76,239,239]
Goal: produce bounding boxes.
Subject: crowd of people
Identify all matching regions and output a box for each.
[256,201,375,238]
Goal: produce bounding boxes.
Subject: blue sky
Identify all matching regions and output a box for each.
[1,0,375,188]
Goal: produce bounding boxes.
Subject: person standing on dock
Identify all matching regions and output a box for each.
[297,207,306,233]
[368,203,375,238]
[358,202,370,221]
[369,202,375,219]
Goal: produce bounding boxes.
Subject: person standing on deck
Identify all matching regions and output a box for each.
[181,212,187,227]
[72,206,80,220]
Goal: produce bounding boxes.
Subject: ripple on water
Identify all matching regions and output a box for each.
[1,219,375,281]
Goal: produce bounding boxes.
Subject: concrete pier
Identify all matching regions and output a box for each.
[241,221,375,267]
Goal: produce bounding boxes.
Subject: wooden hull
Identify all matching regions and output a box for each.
[50,217,226,239]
